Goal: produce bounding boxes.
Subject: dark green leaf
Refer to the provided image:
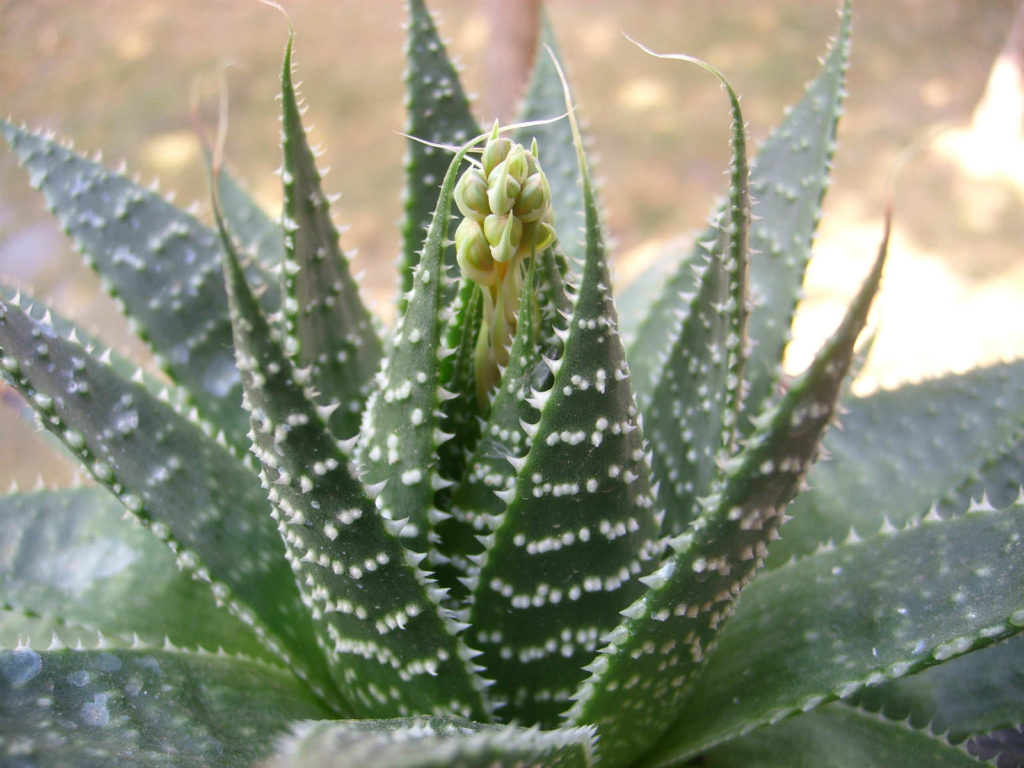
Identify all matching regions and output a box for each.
[218,218,489,720]
[400,0,481,311]
[569,215,887,767]
[515,13,586,272]
[466,59,662,727]
[266,716,596,768]
[625,49,751,537]
[0,487,268,660]
[851,633,1024,745]
[355,130,480,556]
[691,704,982,768]
[0,119,275,454]
[278,36,383,439]
[0,290,338,708]
[0,646,329,767]
[647,503,1024,764]
[775,360,1024,565]
[215,166,285,297]
[624,1,851,431]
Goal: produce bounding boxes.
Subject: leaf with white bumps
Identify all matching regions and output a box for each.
[216,166,286,280]
[278,37,383,440]
[776,360,1024,565]
[647,502,1024,764]
[266,716,596,768]
[850,632,1024,747]
[627,48,752,537]
[0,487,269,660]
[0,646,330,767]
[568,216,887,767]
[219,225,489,720]
[400,0,482,310]
[355,128,484,556]
[692,705,985,768]
[624,1,851,431]
[465,59,662,727]
[515,15,586,273]
[0,119,276,455]
[0,289,338,707]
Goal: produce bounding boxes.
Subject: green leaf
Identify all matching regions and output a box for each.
[515,13,586,273]
[355,133,484,557]
[433,277,486,525]
[215,166,285,294]
[774,360,1024,565]
[624,1,850,426]
[0,119,274,455]
[0,290,338,708]
[435,266,542,602]
[278,36,383,440]
[693,705,983,768]
[218,221,489,720]
[400,0,482,312]
[740,0,851,426]
[646,502,1024,764]
[0,487,268,660]
[851,633,1024,745]
[623,48,751,537]
[265,716,596,768]
[464,58,662,728]
[568,216,887,768]
[0,645,330,767]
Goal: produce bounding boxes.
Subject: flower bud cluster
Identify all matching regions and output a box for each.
[453,122,556,404]
[454,129,555,286]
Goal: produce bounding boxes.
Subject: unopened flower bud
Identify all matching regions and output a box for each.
[487,159,521,216]
[503,144,531,186]
[454,168,489,221]
[481,122,512,177]
[513,174,549,222]
[483,213,522,263]
[455,217,496,285]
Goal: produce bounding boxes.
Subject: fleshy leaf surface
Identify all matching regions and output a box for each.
[0,646,330,767]
[0,289,338,707]
[0,487,268,660]
[626,48,751,537]
[218,224,489,720]
[851,632,1024,746]
[266,716,596,768]
[624,1,850,427]
[775,360,1024,565]
[216,167,286,279]
[400,0,481,309]
[694,705,983,768]
[647,502,1024,764]
[0,119,275,454]
[569,217,887,767]
[465,59,662,727]
[515,15,586,271]
[279,37,383,439]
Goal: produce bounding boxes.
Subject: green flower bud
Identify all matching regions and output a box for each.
[454,168,489,221]
[486,158,521,216]
[513,173,549,222]
[455,217,496,285]
[483,213,522,263]
[481,122,512,177]
[503,144,531,186]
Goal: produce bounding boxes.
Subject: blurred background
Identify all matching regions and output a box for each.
[1,0,1022,487]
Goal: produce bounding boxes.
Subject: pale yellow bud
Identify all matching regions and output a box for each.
[455,217,496,285]
[454,168,489,221]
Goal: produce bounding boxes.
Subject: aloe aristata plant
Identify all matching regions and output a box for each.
[3,2,1024,766]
